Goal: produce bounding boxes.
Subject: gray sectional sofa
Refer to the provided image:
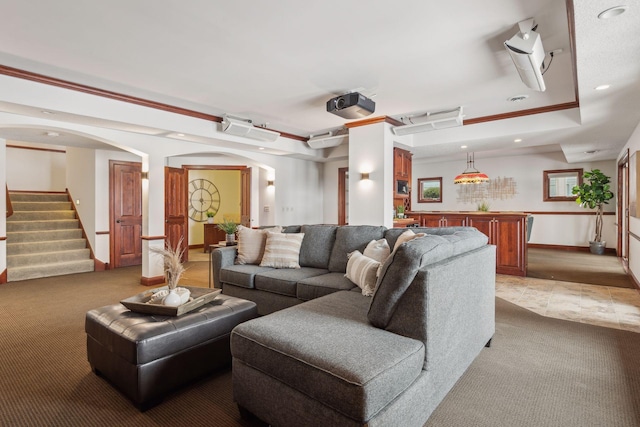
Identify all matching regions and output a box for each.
[212,224,496,426]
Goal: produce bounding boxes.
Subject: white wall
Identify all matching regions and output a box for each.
[413,151,617,248]
[323,159,348,225]
[6,144,66,191]
[619,122,640,282]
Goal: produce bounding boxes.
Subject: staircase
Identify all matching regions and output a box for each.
[6,192,94,281]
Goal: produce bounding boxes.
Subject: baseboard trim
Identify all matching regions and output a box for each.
[527,243,616,255]
[94,259,107,272]
[140,275,165,287]
[0,268,6,284]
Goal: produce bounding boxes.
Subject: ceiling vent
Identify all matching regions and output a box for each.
[220,115,280,142]
[307,130,349,149]
[392,107,463,136]
[504,19,546,92]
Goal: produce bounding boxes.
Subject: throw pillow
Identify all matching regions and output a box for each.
[363,238,391,264]
[260,232,305,269]
[235,225,282,265]
[345,250,380,297]
[393,229,426,252]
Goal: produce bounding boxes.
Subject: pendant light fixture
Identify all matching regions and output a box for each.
[453,153,489,184]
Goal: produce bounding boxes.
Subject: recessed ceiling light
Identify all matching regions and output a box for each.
[259,147,265,150]
[508,95,529,102]
[598,5,628,19]
[595,84,611,91]
[176,133,185,137]
[460,145,467,149]
[514,138,522,143]
[45,131,60,137]
[584,150,600,154]
[41,110,54,115]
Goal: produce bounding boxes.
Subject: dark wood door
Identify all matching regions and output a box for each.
[165,166,188,262]
[493,215,526,276]
[420,214,444,227]
[466,216,494,241]
[110,161,142,268]
[443,214,468,227]
[241,168,251,227]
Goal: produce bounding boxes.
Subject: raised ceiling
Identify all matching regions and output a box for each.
[0,0,638,162]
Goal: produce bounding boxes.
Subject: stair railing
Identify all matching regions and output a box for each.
[5,185,13,218]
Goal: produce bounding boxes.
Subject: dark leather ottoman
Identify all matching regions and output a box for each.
[85,293,257,410]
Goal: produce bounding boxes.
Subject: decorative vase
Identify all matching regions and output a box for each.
[163,288,182,306]
[226,233,235,243]
[589,241,606,255]
[207,217,214,224]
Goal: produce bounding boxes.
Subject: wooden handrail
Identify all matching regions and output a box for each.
[5,185,13,218]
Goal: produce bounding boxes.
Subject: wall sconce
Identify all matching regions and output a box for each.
[360,172,370,180]
[141,171,149,180]
[267,180,274,187]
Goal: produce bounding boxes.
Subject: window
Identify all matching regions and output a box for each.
[543,169,583,201]
[417,177,443,203]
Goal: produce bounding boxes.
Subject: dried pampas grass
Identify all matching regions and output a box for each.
[150,238,187,290]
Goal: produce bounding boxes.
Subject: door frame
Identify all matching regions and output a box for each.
[338,167,348,225]
[618,149,629,267]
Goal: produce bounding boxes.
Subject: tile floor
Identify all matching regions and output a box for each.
[496,274,640,333]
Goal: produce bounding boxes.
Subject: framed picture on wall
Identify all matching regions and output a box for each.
[417,177,442,203]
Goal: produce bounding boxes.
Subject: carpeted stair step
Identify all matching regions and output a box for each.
[7,259,95,282]
[10,201,73,211]
[9,192,69,202]
[7,239,87,255]
[7,219,80,232]
[7,248,91,268]
[7,229,83,244]
[7,210,77,221]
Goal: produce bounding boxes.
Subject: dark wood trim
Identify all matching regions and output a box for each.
[6,144,66,154]
[8,189,65,194]
[0,236,6,241]
[189,243,205,250]
[565,0,579,103]
[528,242,616,255]
[183,165,249,171]
[0,64,307,142]
[344,116,403,128]
[96,231,110,235]
[140,275,166,286]
[526,211,615,215]
[141,235,166,241]
[94,259,107,272]
[338,167,348,225]
[464,102,579,126]
[0,268,6,285]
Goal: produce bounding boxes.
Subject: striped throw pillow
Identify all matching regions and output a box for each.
[260,232,305,269]
[345,250,380,297]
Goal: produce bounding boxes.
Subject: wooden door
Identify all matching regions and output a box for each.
[165,166,188,262]
[420,214,444,227]
[443,214,467,227]
[466,216,494,242]
[493,215,526,276]
[241,168,251,227]
[110,161,142,268]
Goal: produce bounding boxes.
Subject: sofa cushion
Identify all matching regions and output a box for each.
[363,238,391,264]
[235,225,282,265]
[392,229,426,251]
[328,225,386,273]
[368,235,453,328]
[384,226,472,249]
[345,251,380,296]
[299,225,338,269]
[297,272,357,301]
[231,291,425,422]
[260,232,305,269]
[220,264,274,289]
[255,267,328,297]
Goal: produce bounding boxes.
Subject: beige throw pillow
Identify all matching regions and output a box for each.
[236,225,282,265]
[393,229,426,252]
[363,238,391,264]
[260,232,305,269]
[345,250,380,297]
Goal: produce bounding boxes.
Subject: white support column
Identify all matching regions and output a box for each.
[141,154,166,282]
[348,121,395,227]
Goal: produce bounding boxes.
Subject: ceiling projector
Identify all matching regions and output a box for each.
[326,92,375,119]
[504,19,546,92]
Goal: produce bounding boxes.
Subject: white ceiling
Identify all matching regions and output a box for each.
[0,0,638,162]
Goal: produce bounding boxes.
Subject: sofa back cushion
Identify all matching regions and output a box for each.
[235,225,283,265]
[328,225,386,273]
[299,225,338,269]
[383,226,471,250]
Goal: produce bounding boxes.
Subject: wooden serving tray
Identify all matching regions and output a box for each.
[120,286,222,317]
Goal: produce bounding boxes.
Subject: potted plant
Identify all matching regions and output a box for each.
[206,210,215,224]
[571,169,614,255]
[396,204,405,219]
[217,219,238,243]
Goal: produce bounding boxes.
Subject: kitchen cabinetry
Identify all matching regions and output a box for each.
[394,148,413,212]
[408,211,528,276]
[203,223,226,252]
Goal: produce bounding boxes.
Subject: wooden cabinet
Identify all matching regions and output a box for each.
[409,211,528,276]
[394,148,413,212]
[203,223,226,252]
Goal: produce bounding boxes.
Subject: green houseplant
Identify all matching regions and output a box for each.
[206,210,215,224]
[217,219,238,243]
[396,204,405,219]
[571,169,614,254]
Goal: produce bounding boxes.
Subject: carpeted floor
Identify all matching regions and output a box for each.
[527,247,634,288]
[1,264,640,426]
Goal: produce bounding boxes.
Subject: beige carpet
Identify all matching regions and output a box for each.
[527,247,634,288]
[1,265,640,426]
